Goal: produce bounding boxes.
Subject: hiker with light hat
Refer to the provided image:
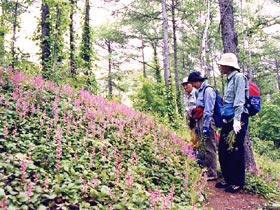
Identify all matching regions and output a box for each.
[215,53,249,193]
[187,71,218,181]
[181,78,198,148]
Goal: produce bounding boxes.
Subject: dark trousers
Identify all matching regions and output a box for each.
[197,118,217,178]
[218,113,248,186]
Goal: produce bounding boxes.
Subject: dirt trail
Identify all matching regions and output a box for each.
[204,180,267,210]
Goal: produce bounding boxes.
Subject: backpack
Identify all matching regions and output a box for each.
[245,81,261,116]
[203,86,223,128]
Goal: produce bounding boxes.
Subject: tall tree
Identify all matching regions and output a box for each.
[171,0,183,115]
[41,0,51,78]
[95,24,127,99]
[161,0,177,127]
[69,0,77,75]
[80,0,97,93]
[218,0,238,54]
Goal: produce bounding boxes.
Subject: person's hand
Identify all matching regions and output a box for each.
[233,119,241,134]
[202,126,210,136]
[194,127,199,135]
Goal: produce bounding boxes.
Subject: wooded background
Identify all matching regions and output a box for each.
[0,0,279,122]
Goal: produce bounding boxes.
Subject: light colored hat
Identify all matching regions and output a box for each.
[217,53,240,70]
[181,77,189,85]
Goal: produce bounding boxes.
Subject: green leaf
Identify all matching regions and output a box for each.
[0,188,5,199]
[18,192,28,202]
[37,205,48,210]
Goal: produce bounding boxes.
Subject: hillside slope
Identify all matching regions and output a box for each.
[0,69,206,209]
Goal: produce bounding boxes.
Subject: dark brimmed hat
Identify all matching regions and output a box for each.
[187,71,207,82]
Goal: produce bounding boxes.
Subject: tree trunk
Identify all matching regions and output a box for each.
[70,0,76,75]
[11,0,19,70]
[51,7,61,72]
[161,0,171,88]
[107,40,113,99]
[244,129,257,173]
[218,0,238,54]
[152,42,161,83]
[141,38,146,78]
[248,40,253,81]
[41,1,51,78]
[171,0,182,115]
[200,0,210,77]
[275,59,280,90]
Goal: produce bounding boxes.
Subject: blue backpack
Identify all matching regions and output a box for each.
[232,74,261,117]
[246,81,261,116]
[203,86,223,128]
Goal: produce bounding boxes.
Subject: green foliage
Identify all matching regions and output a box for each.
[245,151,280,201]
[250,92,280,147]
[0,69,206,209]
[132,78,167,117]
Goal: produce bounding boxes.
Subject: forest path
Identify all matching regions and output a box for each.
[203,180,267,210]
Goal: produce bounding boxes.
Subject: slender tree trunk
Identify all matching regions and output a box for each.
[275,59,280,90]
[52,7,61,72]
[218,0,238,54]
[162,0,176,126]
[141,38,146,78]
[161,0,171,88]
[152,42,161,83]
[107,40,113,99]
[11,0,19,70]
[41,1,51,78]
[201,0,210,77]
[248,39,253,81]
[70,0,76,75]
[171,0,182,115]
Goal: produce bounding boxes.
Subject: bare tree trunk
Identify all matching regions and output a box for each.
[200,0,210,77]
[161,0,171,88]
[171,0,182,115]
[70,0,76,75]
[107,40,113,99]
[152,42,161,83]
[41,1,51,78]
[275,59,280,90]
[141,38,146,78]
[218,0,238,54]
[244,129,257,173]
[51,7,61,72]
[248,37,253,81]
[11,0,19,70]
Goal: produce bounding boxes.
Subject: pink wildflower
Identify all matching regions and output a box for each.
[20,159,27,180]
[0,197,7,210]
[27,180,33,199]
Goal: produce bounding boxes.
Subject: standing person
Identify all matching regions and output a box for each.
[181,78,198,148]
[216,53,249,193]
[187,71,217,181]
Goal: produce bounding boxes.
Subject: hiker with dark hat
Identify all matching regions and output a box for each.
[187,71,218,181]
[181,78,199,148]
[216,53,249,193]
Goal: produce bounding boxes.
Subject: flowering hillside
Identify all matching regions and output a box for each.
[0,69,206,209]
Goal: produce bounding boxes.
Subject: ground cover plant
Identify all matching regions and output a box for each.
[0,69,206,209]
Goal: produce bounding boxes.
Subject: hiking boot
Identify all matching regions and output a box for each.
[224,185,243,193]
[215,181,229,188]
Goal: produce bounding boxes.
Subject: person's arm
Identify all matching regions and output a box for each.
[233,74,246,121]
[203,88,216,128]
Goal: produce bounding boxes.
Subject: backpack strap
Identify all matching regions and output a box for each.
[229,72,249,99]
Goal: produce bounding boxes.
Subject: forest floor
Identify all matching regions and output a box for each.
[203,179,267,210]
